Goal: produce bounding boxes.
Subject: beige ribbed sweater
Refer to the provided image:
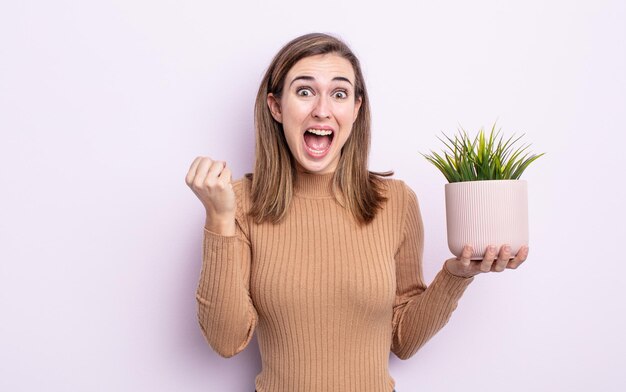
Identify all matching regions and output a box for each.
[196,171,474,392]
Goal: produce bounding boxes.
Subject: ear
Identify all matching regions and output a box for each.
[353,95,362,122]
[267,93,283,123]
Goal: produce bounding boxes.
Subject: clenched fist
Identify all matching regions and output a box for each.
[185,157,236,236]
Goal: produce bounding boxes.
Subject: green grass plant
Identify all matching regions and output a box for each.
[421,123,545,183]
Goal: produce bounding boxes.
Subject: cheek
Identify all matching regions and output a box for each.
[280,105,300,137]
[282,99,309,120]
[281,119,302,146]
[336,104,358,124]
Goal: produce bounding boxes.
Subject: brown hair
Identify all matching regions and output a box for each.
[245,32,393,225]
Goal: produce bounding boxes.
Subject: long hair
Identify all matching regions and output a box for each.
[246,32,393,225]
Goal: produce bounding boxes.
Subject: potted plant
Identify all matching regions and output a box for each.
[421,123,545,260]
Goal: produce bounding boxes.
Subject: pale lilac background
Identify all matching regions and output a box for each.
[1,0,625,391]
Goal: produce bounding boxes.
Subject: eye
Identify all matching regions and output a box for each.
[333,90,348,99]
[296,87,314,97]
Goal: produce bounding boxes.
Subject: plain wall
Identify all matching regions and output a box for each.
[1,0,625,391]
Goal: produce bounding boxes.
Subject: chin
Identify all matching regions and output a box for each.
[296,155,336,174]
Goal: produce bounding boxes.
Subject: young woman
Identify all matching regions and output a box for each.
[185,32,528,392]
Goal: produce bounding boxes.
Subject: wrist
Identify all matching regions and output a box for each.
[444,259,474,278]
[204,214,236,236]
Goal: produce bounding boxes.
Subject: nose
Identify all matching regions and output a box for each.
[311,95,331,119]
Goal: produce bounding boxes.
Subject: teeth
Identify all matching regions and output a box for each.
[306,128,333,136]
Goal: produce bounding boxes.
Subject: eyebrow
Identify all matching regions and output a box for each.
[289,75,353,87]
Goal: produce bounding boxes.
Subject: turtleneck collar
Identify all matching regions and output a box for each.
[293,170,336,198]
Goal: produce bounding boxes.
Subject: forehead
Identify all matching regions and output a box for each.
[286,53,356,83]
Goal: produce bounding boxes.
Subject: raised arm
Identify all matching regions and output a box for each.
[186,157,257,357]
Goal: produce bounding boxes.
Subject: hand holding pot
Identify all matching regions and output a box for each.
[444,244,529,278]
[185,156,236,236]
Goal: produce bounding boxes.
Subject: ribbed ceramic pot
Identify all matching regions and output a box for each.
[445,180,528,260]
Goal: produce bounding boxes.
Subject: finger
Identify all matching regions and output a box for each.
[507,245,529,269]
[493,244,511,272]
[217,165,232,186]
[204,160,226,186]
[192,157,213,188]
[480,245,497,272]
[457,244,473,267]
[185,156,204,186]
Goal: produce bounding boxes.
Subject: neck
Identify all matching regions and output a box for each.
[293,170,335,198]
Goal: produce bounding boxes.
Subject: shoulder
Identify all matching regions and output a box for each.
[380,177,421,229]
[231,175,252,200]
[379,177,418,207]
[375,177,422,239]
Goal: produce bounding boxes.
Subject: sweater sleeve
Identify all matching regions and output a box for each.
[391,181,474,360]
[195,181,258,358]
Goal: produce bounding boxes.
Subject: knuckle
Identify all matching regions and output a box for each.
[215,181,227,190]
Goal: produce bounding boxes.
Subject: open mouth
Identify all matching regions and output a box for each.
[303,128,334,157]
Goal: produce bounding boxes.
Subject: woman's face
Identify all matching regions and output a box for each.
[267,53,362,174]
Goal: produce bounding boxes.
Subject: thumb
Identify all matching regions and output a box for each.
[457,245,473,267]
